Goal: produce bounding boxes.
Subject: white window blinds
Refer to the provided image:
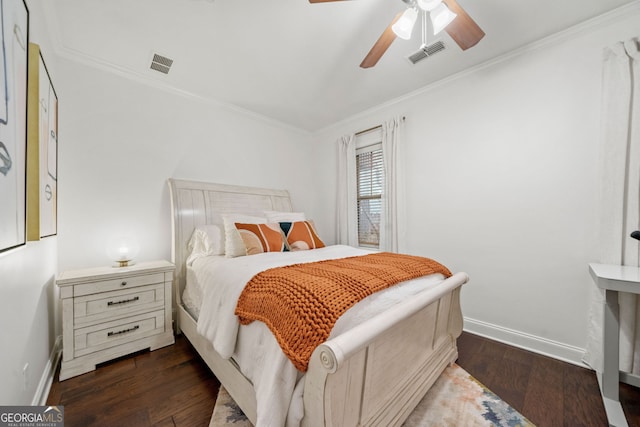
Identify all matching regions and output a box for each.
[356,144,383,247]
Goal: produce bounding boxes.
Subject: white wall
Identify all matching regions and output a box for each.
[312,8,640,364]
[0,0,60,405]
[55,59,316,271]
[0,239,58,405]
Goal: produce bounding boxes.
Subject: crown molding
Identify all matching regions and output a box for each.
[316,0,640,136]
[37,1,310,136]
[37,0,640,136]
[60,46,311,136]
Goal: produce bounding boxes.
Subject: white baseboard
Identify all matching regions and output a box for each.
[32,335,63,406]
[463,317,590,369]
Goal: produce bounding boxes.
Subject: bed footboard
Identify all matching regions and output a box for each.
[302,272,468,427]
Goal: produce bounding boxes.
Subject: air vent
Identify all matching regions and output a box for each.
[407,40,446,65]
[150,53,173,74]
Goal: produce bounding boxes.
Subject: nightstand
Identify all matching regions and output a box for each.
[56,260,175,380]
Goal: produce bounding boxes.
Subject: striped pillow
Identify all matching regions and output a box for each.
[235,223,288,255]
[279,221,325,251]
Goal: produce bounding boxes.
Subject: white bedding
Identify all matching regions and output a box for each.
[187,245,446,426]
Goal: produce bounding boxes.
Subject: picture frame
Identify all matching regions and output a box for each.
[27,42,58,240]
[0,0,29,252]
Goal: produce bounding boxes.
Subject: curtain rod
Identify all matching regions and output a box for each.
[355,125,381,136]
[355,116,406,136]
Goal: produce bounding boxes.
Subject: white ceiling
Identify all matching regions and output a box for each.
[44,0,636,132]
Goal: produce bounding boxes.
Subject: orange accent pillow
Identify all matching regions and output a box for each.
[235,223,288,255]
[279,221,325,251]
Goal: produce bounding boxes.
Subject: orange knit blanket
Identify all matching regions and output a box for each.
[234,252,452,371]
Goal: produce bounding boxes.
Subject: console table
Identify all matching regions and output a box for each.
[588,263,640,427]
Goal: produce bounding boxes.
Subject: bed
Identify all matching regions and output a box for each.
[167,178,469,427]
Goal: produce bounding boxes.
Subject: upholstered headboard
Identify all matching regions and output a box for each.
[167,178,293,309]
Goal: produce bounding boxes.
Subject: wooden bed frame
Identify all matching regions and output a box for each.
[167,178,469,426]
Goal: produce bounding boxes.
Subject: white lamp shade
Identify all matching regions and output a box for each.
[430,2,457,35]
[106,235,140,267]
[392,8,418,40]
[417,0,442,11]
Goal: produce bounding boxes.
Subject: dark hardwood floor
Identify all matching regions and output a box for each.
[457,332,640,427]
[47,337,219,426]
[47,332,640,426]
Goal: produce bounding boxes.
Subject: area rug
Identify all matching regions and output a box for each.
[208,363,535,426]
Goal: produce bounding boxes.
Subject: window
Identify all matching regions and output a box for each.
[339,119,401,251]
[356,143,383,248]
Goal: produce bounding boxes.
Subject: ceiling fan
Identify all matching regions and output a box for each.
[309,0,485,68]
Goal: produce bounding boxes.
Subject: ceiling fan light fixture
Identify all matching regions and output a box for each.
[392,7,418,40]
[430,2,457,35]
[416,0,442,12]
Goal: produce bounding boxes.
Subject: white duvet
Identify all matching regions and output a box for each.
[190,245,446,426]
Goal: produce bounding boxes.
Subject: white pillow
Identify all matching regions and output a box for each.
[264,210,306,223]
[186,225,224,265]
[221,214,267,257]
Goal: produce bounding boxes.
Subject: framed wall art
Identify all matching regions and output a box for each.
[27,42,58,240]
[0,0,29,252]
[39,49,58,238]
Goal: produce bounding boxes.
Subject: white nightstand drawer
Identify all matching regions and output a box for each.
[74,310,165,358]
[73,272,166,297]
[74,284,165,327]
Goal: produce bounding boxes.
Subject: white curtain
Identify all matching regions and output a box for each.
[583,38,640,374]
[336,133,358,246]
[336,116,405,251]
[380,116,405,253]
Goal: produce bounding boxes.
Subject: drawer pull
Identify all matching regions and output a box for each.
[121,281,127,286]
[107,296,140,306]
[107,325,140,337]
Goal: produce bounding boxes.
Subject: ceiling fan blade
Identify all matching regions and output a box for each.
[360,13,402,69]
[442,0,485,50]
